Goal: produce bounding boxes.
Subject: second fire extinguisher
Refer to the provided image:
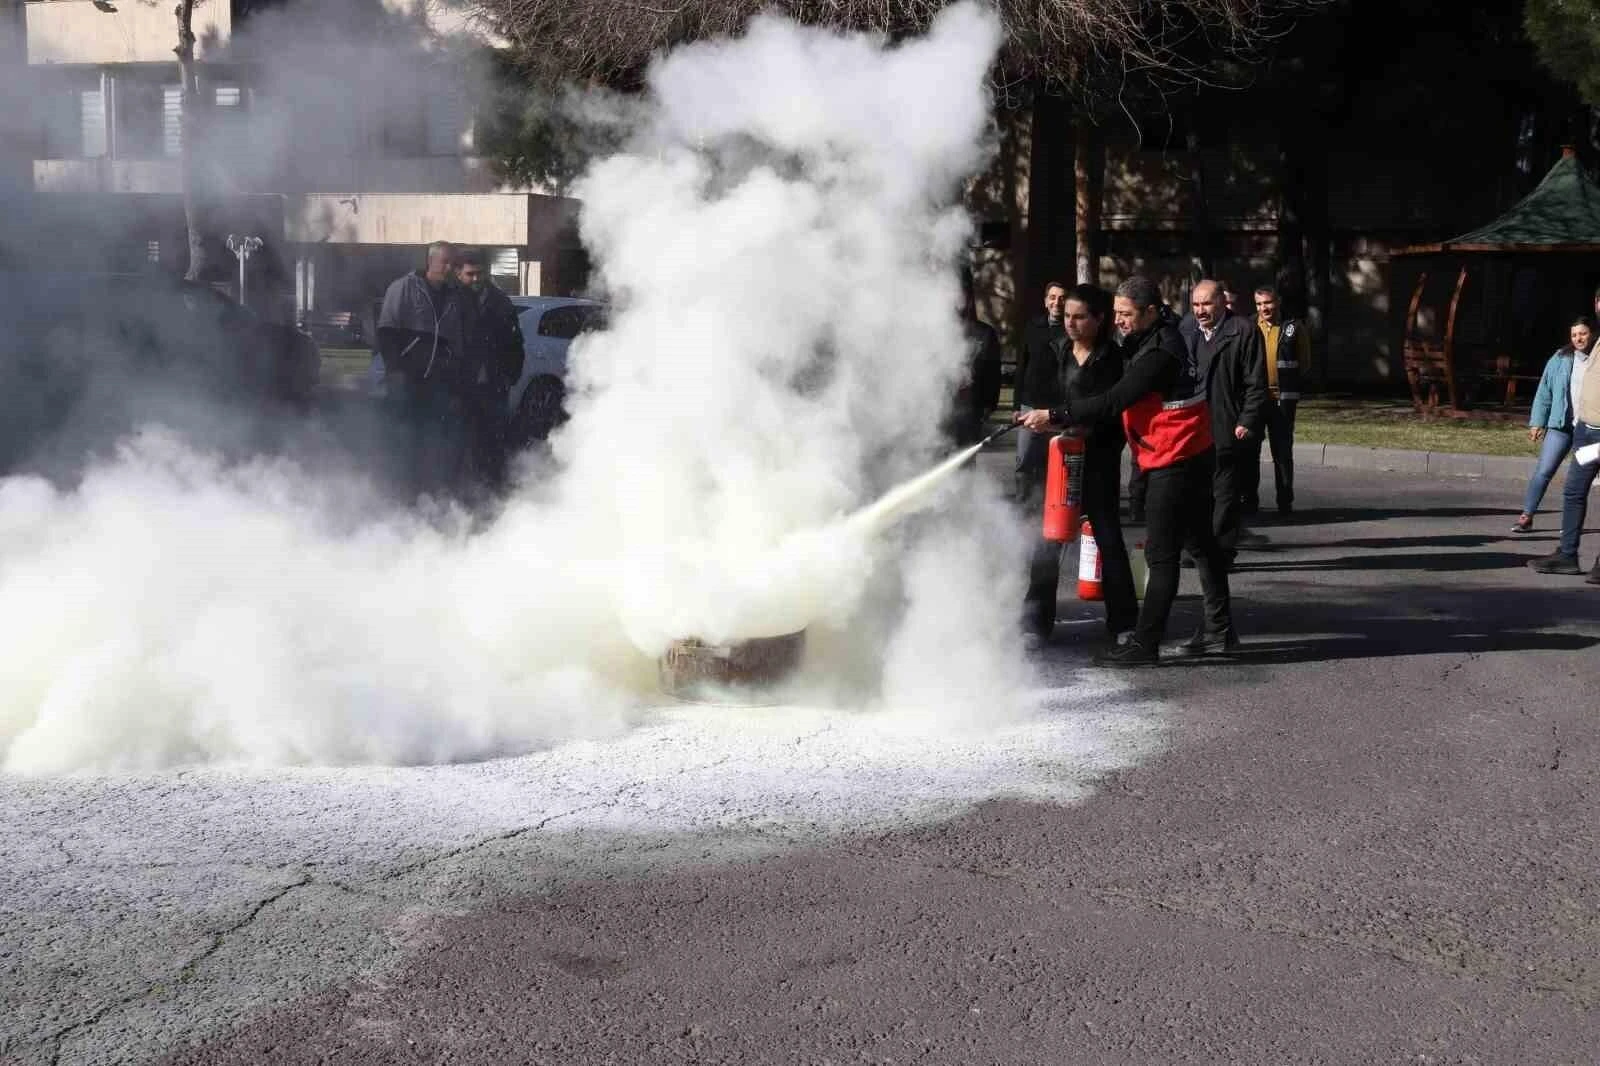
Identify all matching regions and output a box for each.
[1042,433,1085,543]
[1077,519,1103,600]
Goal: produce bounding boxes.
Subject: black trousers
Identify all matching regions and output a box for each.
[1212,445,1246,555]
[1128,459,1148,517]
[1138,451,1234,649]
[1022,450,1139,639]
[1237,398,1297,512]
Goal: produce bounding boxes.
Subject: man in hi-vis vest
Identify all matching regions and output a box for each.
[1252,285,1310,515]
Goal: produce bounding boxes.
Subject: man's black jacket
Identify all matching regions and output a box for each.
[1016,315,1064,409]
[461,283,526,395]
[1179,311,1268,448]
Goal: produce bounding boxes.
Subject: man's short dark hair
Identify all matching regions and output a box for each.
[1115,276,1162,311]
[1044,280,1068,294]
[456,247,488,269]
[1255,284,1278,299]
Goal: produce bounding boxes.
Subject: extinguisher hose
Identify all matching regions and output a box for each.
[977,421,1020,448]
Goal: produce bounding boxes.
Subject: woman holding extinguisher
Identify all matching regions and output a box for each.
[1018,284,1139,646]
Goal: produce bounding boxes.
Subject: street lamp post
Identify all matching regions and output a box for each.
[226,235,263,306]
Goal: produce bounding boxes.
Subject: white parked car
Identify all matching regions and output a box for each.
[508,296,607,443]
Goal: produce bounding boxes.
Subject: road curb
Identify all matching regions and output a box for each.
[1283,441,1598,490]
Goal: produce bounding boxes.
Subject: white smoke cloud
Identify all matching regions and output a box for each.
[0,2,1027,775]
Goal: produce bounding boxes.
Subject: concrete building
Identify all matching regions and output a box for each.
[6,0,586,334]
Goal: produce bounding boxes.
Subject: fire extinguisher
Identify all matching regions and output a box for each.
[1042,433,1085,543]
[1077,519,1103,600]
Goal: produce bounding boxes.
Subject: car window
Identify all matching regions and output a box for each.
[537,307,585,340]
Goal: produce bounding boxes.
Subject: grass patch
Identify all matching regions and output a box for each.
[1294,396,1531,457]
[320,348,373,385]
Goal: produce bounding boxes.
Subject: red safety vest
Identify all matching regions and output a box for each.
[1121,323,1213,469]
[1123,390,1212,469]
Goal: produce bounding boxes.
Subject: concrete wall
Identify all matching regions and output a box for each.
[26,0,231,65]
[287,193,532,246]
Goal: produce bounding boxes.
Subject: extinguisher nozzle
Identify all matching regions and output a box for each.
[979,422,1021,448]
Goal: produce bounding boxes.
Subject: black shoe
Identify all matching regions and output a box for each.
[1239,500,1260,516]
[1237,530,1269,547]
[1277,501,1294,516]
[1178,628,1241,656]
[1587,560,1600,585]
[1094,640,1159,667]
[1511,514,1533,534]
[1529,552,1582,575]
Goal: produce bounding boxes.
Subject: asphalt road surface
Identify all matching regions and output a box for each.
[5,462,1598,1065]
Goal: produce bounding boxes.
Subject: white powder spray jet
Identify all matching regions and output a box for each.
[0,3,1024,775]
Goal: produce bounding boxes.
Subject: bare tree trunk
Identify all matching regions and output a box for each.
[1277,126,1308,317]
[1186,120,1214,280]
[1072,116,1103,285]
[175,0,208,282]
[1298,117,1330,390]
[1023,90,1070,305]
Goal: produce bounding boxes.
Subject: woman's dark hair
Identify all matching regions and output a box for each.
[1571,314,1595,332]
[1065,283,1111,320]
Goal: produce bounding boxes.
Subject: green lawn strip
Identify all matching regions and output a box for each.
[320,348,372,385]
[1294,397,1531,458]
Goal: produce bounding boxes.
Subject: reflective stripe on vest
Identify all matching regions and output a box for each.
[1274,321,1304,399]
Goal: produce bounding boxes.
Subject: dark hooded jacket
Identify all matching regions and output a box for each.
[1016,315,1065,409]
[1179,310,1269,448]
[460,281,525,396]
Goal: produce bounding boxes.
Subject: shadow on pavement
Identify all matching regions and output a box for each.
[1169,584,1600,667]
[1278,505,1517,525]
[1238,550,1534,574]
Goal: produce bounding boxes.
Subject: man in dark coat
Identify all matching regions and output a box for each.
[454,248,526,491]
[1013,281,1067,500]
[946,271,1002,445]
[1179,279,1269,559]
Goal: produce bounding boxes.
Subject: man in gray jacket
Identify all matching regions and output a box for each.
[378,241,471,498]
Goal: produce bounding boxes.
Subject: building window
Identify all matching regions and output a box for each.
[163,85,183,156]
[491,248,519,278]
[81,89,107,158]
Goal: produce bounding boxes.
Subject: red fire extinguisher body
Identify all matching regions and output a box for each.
[1042,434,1085,543]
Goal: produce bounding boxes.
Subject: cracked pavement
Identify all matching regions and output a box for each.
[6,463,1600,1064]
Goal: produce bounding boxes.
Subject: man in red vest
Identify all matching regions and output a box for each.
[1020,276,1237,665]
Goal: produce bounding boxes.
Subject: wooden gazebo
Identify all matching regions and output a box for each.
[1394,148,1600,415]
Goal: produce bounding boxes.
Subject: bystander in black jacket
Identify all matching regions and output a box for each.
[1016,314,1065,411]
[1179,310,1269,555]
[1179,311,1269,445]
[459,281,527,490]
[947,317,1002,445]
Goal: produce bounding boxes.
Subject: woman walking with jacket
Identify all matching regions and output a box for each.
[1512,315,1590,533]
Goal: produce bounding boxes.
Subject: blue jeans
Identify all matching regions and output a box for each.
[1558,422,1600,558]
[1522,427,1573,515]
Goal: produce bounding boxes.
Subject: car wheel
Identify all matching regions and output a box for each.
[515,375,567,443]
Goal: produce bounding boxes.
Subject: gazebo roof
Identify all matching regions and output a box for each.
[1396,150,1600,255]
